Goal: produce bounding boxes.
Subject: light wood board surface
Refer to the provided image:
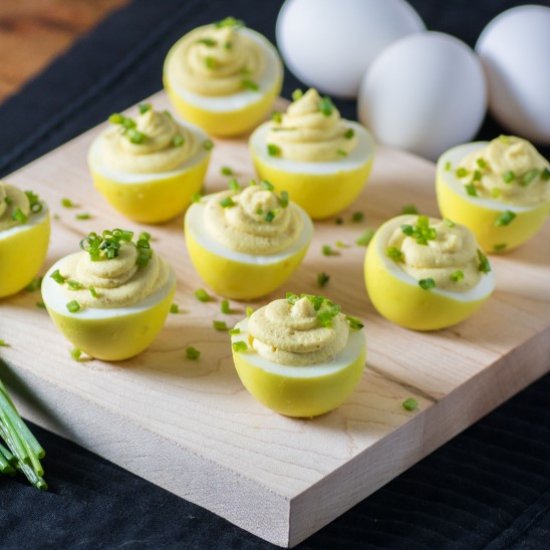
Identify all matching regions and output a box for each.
[1,92,549,547]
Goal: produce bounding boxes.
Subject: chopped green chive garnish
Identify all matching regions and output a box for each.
[242,79,259,91]
[450,270,464,282]
[25,276,43,292]
[271,111,282,123]
[491,188,502,198]
[12,208,27,224]
[401,215,436,245]
[228,178,240,192]
[473,170,482,182]
[76,213,92,220]
[346,315,364,330]
[402,397,418,411]
[456,167,468,178]
[521,168,539,186]
[221,300,234,314]
[108,113,124,124]
[50,270,66,284]
[196,37,217,47]
[259,180,274,191]
[351,211,364,223]
[228,328,240,336]
[336,240,350,248]
[219,196,236,208]
[195,288,213,302]
[502,170,516,183]
[67,280,84,291]
[465,183,478,197]
[541,168,550,181]
[356,228,375,247]
[0,340,9,347]
[264,210,276,223]
[172,134,185,147]
[170,303,180,314]
[322,245,339,256]
[267,143,281,157]
[191,192,202,203]
[386,246,404,262]
[66,300,81,313]
[89,287,100,299]
[477,250,491,274]
[279,190,289,208]
[495,210,516,227]
[81,229,135,262]
[203,139,214,151]
[444,218,455,228]
[291,89,303,101]
[401,204,418,215]
[476,158,487,169]
[444,161,452,171]
[318,96,334,117]
[493,243,507,252]
[213,320,228,332]
[138,103,151,114]
[214,16,244,28]
[246,306,254,317]
[70,348,83,362]
[128,129,146,144]
[186,346,201,360]
[224,41,232,50]
[337,149,347,157]
[317,272,330,288]
[498,135,510,144]
[205,56,217,69]
[36,300,46,309]
[232,341,248,353]
[61,198,75,208]
[221,166,234,177]
[25,191,43,214]
[418,278,436,290]
[286,293,342,328]
[344,128,355,139]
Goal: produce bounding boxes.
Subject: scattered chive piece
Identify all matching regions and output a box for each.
[232,341,248,353]
[70,348,83,362]
[291,89,303,101]
[477,250,491,274]
[219,196,236,208]
[66,300,81,313]
[67,280,84,290]
[444,161,452,171]
[108,113,123,124]
[322,244,339,256]
[401,215,436,245]
[172,134,185,147]
[0,340,9,347]
[335,217,344,225]
[259,180,274,191]
[402,397,418,412]
[495,210,516,227]
[228,328,240,336]
[271,111,282,123]
[344,128,355,139]
[246,306,254,317]
[61,198,75,208]
[170,303,180,314]
[465,183,478,197]
[418,278,436,290]
[50,270,66,285]
[221,300,233,314]
[264,210,276,222]
[128,129,146,144]
[242,79,259,91]
[317,272,330,288]
[286,293,341,327]
[197,37,217,47]
[499,135,510,144]
[25,276,43,292]
[356,228,375,247]
[337,149,348,157]
[267,143,281,157]
[473,170,482,182]
[521,168,539,186]
[352,211,364,223]
[203,139,214,151]
[386,246,404,262]
[24,191,42,215]
[346,315,364,330]
[476,158,487,169]
[401,204,418,215]
[89,287,100,299]
[541,168,550,181]
[205,56,217,70]
[491,188,502,198]
[75,213,92,220]
[444,218,455,228]
[502,170,516,184]
[213,320,228,331]
[224,41,232,50]
[138,103,151,114]
[493,243,507,252]
[186,346,201,360]
[12,208,27,224]
[221,166,234,177]
[336,240,350,248]
[456,167,468,178]
[228,178,240,192]
[36,300,46,309]
[194,288,213,302]
[214,16,244,28]
[191,192,202,203]
[279,191,289,208]
[450,270,464,282]
[318,96,334,117]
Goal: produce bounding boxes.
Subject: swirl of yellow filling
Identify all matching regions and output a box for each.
[248,297,349,366]
[100,108,199,174]
[266,88,358,162]
[204,184,303,254]
[0,182,31,232]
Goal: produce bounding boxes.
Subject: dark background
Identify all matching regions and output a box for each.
[1,1,550,548]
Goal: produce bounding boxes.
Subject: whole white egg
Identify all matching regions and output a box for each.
[276,0,425,99]
[476,5,550,144]
[358,32,487,160]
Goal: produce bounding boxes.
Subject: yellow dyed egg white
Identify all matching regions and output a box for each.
[184,195,313,300]
[88,120,211,224]
[436,143,550,253]
[164,27,283,137]
[0,196,50,298]
[231,319,366,418]
[364,215,495,331]
[249,121,375,219]
[41,255,176,361]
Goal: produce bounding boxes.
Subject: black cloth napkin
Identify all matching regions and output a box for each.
[1,1,549,548]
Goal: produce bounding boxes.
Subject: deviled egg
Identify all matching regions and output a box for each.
[231,293,366,418]
[436,136,550,253]
[184,181,313,300]
[0,182,49,298]
[88,104,211,224]
[365,215,495,331]
[163,17,283,136]
[42,229,176,360]
[249,88,375,219]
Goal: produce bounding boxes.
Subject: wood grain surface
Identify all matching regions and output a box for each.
[1,93,549,547]
[0,0,128,101]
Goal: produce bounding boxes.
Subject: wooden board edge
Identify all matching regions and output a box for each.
[286,325,550,547]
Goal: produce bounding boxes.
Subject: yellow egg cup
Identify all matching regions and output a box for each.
[163,28,283,137]
[231,320,366,418]
[42,259,176,361]
[364,216,495,331]
[184,198,313,300]
[436,143,550,253]
[88,126,211,225]
[0,206,50,298]
[249,122,375,219]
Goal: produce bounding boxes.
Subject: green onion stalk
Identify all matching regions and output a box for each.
[0,378,47,489]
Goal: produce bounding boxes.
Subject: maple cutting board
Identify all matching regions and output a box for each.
[1,93,549,548]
